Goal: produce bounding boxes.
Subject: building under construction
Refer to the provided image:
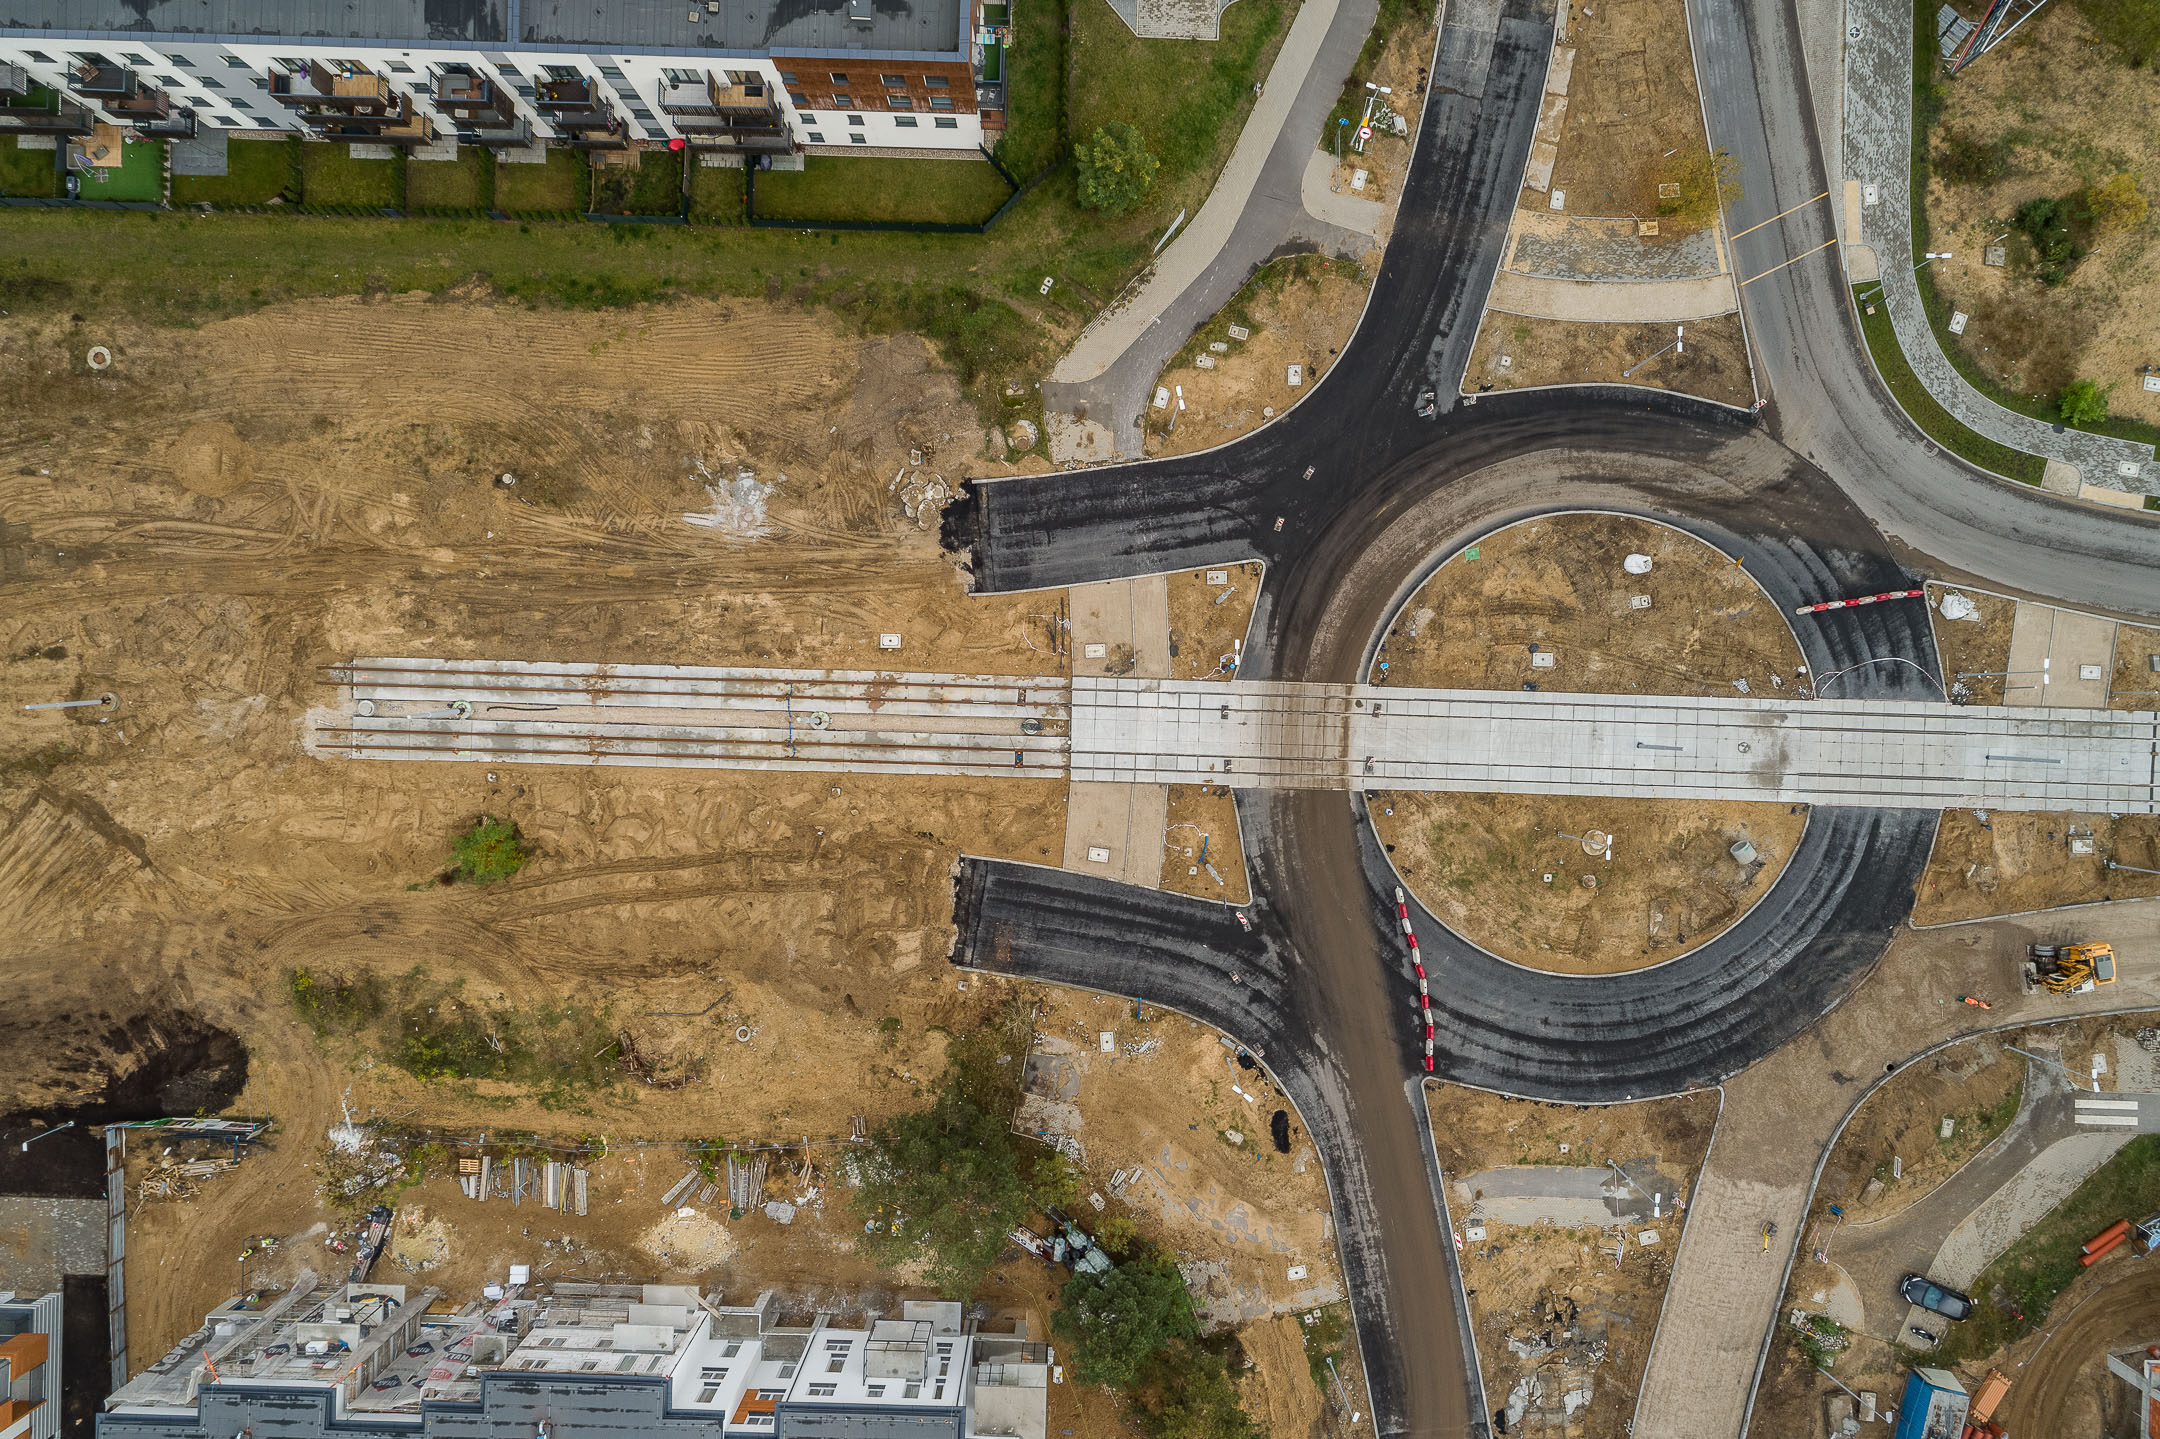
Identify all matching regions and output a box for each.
[99,1277,1048,1439]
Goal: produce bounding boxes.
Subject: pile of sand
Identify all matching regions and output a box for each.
[638,1208,738,1270]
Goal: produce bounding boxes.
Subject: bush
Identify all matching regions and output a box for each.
[1656,147,1744,223]
[2059,377,2114,427]
[1936,131,2012,185]
[2012,195,2085,284]
[2086,171,2148,232]
[450,816,528,884]
[1075,122,1159,217]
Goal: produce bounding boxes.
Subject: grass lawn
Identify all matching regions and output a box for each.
[299,143,402,209]
[406,147,493,212]
[687,160,745,222]
[495,149,586,214]
[1938,1135,2160,1365]
[755,157,1012,225]
[2076,0,2160,64]
[170,136,295,207]
[993,0,1064,179]
[0,136,60,198]
[76,137,163,202]
[1068,0,1287,200]
[589,150,683,216]
[1852,283,2046,486]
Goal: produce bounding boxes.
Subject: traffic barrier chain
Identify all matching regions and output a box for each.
[1792,588,1925,615]
[1395,888,1435,1072]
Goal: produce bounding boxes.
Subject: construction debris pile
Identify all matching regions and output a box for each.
[1498,1292,1607,1435]
[135,1154,240,1203]
[453,1156,590,1214]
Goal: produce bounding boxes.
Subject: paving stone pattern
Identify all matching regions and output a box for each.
[1508,215,1722,280]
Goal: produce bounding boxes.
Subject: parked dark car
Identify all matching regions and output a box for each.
[1899,1273,1974,1321]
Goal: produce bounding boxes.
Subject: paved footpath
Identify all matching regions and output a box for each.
[1632,898,2160,1439]
[1043,0,1398,459]
[1840,3,2159,497]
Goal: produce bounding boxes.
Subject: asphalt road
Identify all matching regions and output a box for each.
[940,0,2160,1435]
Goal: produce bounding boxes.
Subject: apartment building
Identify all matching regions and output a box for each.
[100,1276,1047,1439]
[0,0,1008,158]
[0,1291,62,1439]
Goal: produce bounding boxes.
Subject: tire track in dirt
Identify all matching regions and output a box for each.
[1996,1266,2160,1432]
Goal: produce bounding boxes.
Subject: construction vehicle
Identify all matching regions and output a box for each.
[2025,941,2117,995]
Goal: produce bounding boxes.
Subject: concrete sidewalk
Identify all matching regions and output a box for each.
[1043,0,1391,459]
[1840,4,2159,497]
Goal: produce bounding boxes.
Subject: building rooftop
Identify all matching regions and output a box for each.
[0,0,966,58]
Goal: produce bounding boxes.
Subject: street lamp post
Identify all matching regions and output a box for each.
[19,1120,74,1153]
[2005,1043,2099,1093]
[1957,659,2050,690]
[2108,860,2160,878]
[1916,251,1953,271]
[1623,326,1685,378]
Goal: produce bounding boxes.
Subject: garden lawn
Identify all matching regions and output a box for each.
[0,136,60,198]
[75,137,162,201]
[589,150,683,216]
[992,0,1064,179]
[170,136,294,207]
[754,157,1011,225]
[1067,0,1288,201]
[687,159,745,222]
[495,149,586,214]
[406,147,492,212]
[299,143,401,209]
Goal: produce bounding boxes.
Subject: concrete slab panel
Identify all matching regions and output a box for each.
[2005,602,2116,709]
[1069,575,1172,679]
[1061,781,1169,890]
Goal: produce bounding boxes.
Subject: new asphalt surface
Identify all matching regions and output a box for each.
[942,0,2160,1435]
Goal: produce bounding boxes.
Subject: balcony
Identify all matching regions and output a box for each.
[433,66,518,128]
[271,62,392,113]
[0,87,93,136]
[658,74,776,117]
[0,63,27,100]
[69,58,144,101]
[457,118,533,148]
[314,95,435,147]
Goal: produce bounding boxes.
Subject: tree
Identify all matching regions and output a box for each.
[852,1078,1037,1295]
[2013,195,2085,284]
[1656,147,1743,224]
[1076,122,1160,218]
[1148,1348,1259,1439]
[2058,378,2114,428]
[2087,172,2148,233]
[1052,1256,1198,1389]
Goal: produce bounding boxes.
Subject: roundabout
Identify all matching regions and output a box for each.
[1363,511,1812,977]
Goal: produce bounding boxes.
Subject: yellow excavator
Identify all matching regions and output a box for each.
[2026,942,2118,995]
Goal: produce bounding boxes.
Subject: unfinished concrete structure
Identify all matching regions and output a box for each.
[0,1292,62,1439]
[101,1279,1046,1439]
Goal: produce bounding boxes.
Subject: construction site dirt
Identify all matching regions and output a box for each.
[0,293,1344,1417]
[1367,513,1808,973]
[1465,312,1754,408]
[1427,1084,1719,1439]
[1915,809,2160,925]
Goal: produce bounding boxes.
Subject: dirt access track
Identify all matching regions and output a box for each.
[1367,512,1807,974]
[0,294,1279,1382]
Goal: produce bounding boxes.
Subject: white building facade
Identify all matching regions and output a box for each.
[0,0,1004,158]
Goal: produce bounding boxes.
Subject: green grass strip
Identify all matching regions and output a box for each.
[1852,284,2045,486]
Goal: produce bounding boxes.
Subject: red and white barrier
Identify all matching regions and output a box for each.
[1792,588,1924,616]
[1396,888,1436,1072]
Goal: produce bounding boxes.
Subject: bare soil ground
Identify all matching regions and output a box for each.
[1371,513,1804,695]
[1530,0,1712,220]
[1366,514,1805,973]
[1144,261,1374,458]
[1371,794,1805,974]
[1914,809,2160,924]
[2113,618,2160,709]
[1923,3,2160,421]
[1324,16,1441,203]
[1159,784,1251,905]
[1466,312,1753,407]
[1926,582,2017,704]
[0,294,1314,1402]
[1428,1085,1719,1439]
[1166,560,1262,680]
[1809,1034,2025,1226]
